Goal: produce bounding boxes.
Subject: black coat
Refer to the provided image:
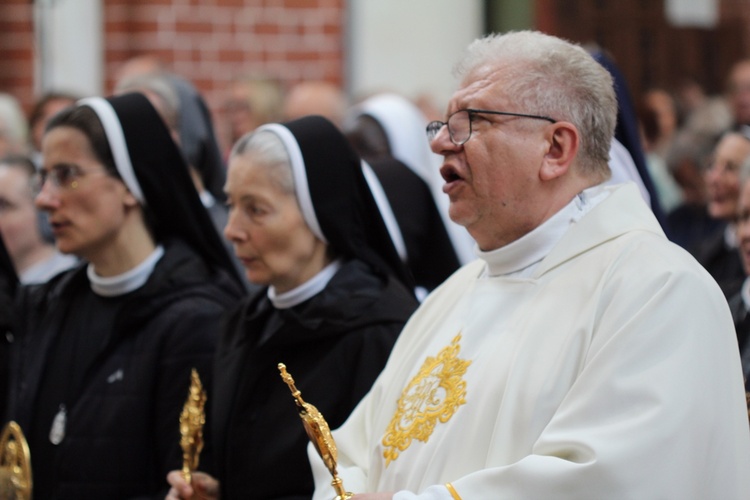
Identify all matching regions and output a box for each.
[691,225,745,299]
[7,240,242,499]
[0,238,17,424]
[0,327,9,424]
[212,259,418,499]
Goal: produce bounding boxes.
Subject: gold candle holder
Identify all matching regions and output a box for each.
[278,363,353,500]
[179,368,207,486]
[0,421,32,500]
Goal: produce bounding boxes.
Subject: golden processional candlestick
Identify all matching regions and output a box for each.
[278,363,353,500]
[0,421,32,500]
[180,368,207,486]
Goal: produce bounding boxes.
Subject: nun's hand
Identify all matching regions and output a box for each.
[165,470,219,500]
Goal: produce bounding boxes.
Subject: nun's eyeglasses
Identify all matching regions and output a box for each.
[33,164,108,193]
[426,108,557,146]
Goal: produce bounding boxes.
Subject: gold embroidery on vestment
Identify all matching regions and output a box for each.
[382,333,471,466]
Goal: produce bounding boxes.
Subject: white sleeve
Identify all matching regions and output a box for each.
[393,485,452,500]
[310,391,373,500]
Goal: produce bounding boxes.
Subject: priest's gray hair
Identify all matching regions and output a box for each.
[230,129,294,195]
[454,30,617,181]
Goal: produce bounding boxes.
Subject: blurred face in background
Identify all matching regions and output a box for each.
[223,152,329,293]
[642,89,678,143]
[0,164,43,265]
[31,97,76,153]
[224,80,283,145]
[728,61,750,126]
[705,133,750,221]
[736,177,750,274]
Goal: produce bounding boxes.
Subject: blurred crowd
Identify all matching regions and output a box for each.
[3,54,750,304]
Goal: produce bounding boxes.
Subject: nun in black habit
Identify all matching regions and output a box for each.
[5,93,244,499]
[344,93,477,299]
[166,115,419,500]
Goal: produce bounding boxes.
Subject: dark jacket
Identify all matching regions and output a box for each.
[7,239,242,499]
[0,326,9,424]
[691,225,745,299]
[0,240,17,424]
[212,259,418,499]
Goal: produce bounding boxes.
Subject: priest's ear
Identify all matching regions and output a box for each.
[540,121,579,182]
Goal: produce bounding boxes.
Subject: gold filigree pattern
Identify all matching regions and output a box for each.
[382,333,471,466]
[180,368,207,485]
[0,421,32,500]
[279,363,353,500]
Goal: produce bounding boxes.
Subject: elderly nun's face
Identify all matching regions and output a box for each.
[224,152,330,293]
[36,126,139,262]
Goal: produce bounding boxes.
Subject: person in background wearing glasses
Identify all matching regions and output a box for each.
[0,155,77,284]
[311,31,750,500]
[2,93,244,499]
[691,130,750,300]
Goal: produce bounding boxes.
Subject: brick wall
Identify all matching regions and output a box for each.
[2,0,750,150]
[0,0,35,115]
[105,0,346,151]
[0,0,346,151]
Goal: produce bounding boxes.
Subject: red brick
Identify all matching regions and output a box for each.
[214,0,247,6]
[255,23,281,35]
[286,51,322,62]
[131,20,161,33]
[129,0,174,4]
[218,49,250,63]
[105,20,135,33]
[175,21,214,33]
[322,23,340,36]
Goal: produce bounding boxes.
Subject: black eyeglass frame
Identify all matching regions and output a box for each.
[426,108,557,145]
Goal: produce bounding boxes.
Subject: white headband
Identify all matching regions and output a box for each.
[78,97,146,205]
[256,123,327,243]
[361,160,407,262]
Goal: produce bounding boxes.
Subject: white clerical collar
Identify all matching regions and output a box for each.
[725,223,739,249]
[268,259,343,309]
[741,276,750,312]
[88,245,165,297]
[479,185,610,278]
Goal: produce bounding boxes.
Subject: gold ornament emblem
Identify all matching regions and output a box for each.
[179,368,207,485]
[382,333,471,466]
[279,363,353,500]
[0,421,32,500]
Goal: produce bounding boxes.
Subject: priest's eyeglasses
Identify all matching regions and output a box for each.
[426,108,557,146]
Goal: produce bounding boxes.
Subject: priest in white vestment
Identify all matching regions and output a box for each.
[310,31,750,500]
